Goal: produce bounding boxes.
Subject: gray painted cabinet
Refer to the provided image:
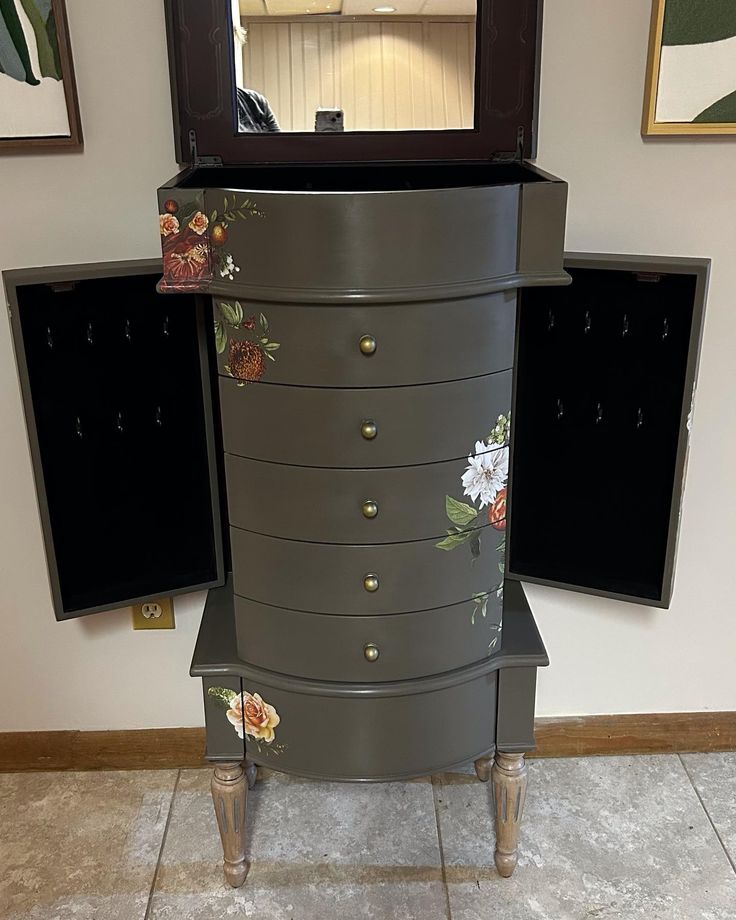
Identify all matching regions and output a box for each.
[157,164,570,787]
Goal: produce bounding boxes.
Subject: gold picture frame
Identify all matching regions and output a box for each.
[642,0,736,136]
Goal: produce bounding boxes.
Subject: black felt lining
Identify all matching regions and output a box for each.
[509,267,696,603]
[18,273,219,614]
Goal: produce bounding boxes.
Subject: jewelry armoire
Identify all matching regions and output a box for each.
[4,0,708,889]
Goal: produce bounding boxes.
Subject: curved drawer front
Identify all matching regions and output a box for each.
[231,527,505,615]
[226,453,507,544]
[220,371,512,468]
[235,595,503,683]
[196,183,520,297]
[213,293,515,387]
[206,668,497,781]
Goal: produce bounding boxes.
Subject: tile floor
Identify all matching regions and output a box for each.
[1,754,735,919]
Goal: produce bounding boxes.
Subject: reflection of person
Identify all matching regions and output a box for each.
[237,87,280,133]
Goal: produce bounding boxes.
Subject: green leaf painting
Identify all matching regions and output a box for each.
[0,0,61,85]
[694,89,736,123]
[653,0,736,128]
[662,0,736,47]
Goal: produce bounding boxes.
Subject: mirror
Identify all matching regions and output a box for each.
[231,0,477,134]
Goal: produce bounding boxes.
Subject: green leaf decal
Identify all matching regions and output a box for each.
[435,530,474,551]
[207,686,237,710]
[218,301,243,327]
[445,495,479,527]
[176,200,199,223]
[263,342,280,352]
[214,321,227,354]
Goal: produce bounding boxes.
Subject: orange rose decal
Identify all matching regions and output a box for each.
[188,210,209,235]
[488,487,507,531]
[226,691,281,743]
[159,213,180,237]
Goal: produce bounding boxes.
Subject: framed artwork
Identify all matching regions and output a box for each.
[0,0,82,150]
[643,0,736,135]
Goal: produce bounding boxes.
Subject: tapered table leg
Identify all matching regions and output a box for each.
[492,752,527,878]
[211,762,248,887]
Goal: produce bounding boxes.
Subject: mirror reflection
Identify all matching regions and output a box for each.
[232,0,477,133]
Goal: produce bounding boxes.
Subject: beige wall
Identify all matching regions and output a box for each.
[0,0,734,732]
[242,20,475,131]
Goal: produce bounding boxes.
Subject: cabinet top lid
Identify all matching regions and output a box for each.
[164,0,543,166]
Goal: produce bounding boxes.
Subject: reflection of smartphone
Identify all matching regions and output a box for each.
[315,108,344,132]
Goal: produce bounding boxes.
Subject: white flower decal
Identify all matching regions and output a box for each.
[461,442,509,509]
[219,253,241,280]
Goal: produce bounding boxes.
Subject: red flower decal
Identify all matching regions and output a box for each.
[488,487,507,531]
[163,231,210,282]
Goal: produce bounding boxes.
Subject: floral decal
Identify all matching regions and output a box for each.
[435,412,510,559]
[215,302,280,385]
[208,687,287,756]
[436,413,510,624]
[471,592,503,651]
[209,194,263,281]
[158,194,264,290]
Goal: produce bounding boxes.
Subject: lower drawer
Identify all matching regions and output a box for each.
[234,593,503,682]
[204,668,498,781]
[231,526,505,615]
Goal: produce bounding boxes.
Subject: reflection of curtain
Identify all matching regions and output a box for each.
[0,0,60,85]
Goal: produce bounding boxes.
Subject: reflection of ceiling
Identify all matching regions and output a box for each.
[239,0,475,16]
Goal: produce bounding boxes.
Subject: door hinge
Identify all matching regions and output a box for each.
[188,130,223,167]
[490,127,526,164]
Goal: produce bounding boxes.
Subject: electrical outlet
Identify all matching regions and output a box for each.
[132,597,175,630]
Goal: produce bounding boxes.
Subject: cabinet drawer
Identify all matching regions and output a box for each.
[231,526,505,615]
[234,595,503,682]
[213,293,515,387]
[220,371,512,468]
[208,668,498,781]
[226,453,507,544]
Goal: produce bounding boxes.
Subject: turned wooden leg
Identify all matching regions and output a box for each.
[211,762,248,887]
[245,759,258,790]
[492,752,527,878]
[474,756,493,782]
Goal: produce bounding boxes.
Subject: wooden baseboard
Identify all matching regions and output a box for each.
[531,712,736,759]
[0,728,208,772]
[1,713,734,772]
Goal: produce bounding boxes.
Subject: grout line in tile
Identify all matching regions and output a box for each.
[678,754,736,878]
[430,773,454,920]
[144,769,181,920]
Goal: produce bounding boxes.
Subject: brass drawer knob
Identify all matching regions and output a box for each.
[364,643,380,662]
[359,334,377,355]
[362,500,379,519]
[361,419,377,440]
[363,573,380,592]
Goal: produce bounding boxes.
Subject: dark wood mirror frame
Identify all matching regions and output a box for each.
[164,0,542,165]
